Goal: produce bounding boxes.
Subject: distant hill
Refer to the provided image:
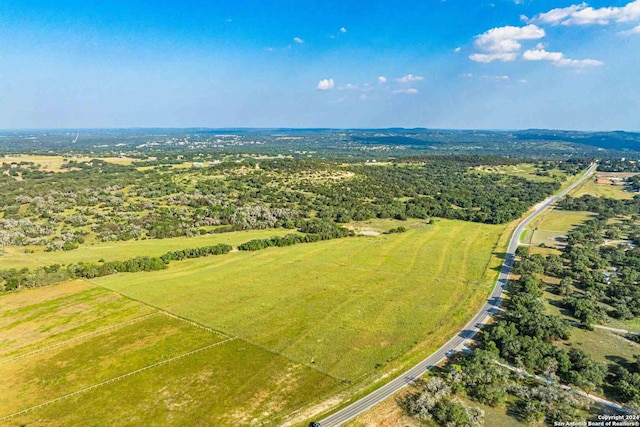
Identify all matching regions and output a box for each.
[513,130,640,151]
[1,128,640,158]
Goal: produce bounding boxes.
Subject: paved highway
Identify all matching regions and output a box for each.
[317,162,597,427]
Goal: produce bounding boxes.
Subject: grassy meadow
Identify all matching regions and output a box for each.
[573,173,635,200]
[473,163,568,183]
[0,280,154,358]
[0,280,340,426]
[0,217,507,425]
[522,210,595,248]
[93,219,505,382]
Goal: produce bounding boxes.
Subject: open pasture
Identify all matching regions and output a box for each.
[523,209,594,248]
[573,173,635,200]
[0,280,153,359]
[0,280,339,426]
[0,219,507,425]
[94,219,506,382]
[473,163,568,183]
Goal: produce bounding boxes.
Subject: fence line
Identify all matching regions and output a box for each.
[0,337,236,421]
[0,312,158,365]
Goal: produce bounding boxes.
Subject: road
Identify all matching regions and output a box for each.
[317,162,597,427]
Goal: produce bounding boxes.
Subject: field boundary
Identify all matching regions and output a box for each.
[82,278,232,340]
[0,312,158,365]
[0,337,236,422]
[84,280,352,383]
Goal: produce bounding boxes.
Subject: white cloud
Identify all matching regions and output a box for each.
[317,78,335,90]
[340,27,347,33]
[454,47,462,53]
[377,76,387,84]
[529,0,640,26]
[395,73,424,83]
[523,48,604,67]
[293,37,304,44]
[469,52,518,62]
[341,83,359,90]
[459,73,474,78]
[522,49,564,61]
[528,4,586,25]
[392,88,419,94]
[518,79,529,83]
[474,24,545,53]
[469,24,544,62]
[359,94,368,101]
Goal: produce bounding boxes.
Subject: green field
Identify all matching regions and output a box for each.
[0,280,153,359]
[0,228,300,270]
[558,327,640,367]
[573,174,635,200]
[523,209,594,248]
[474,163,567,183]
[93,219,504,382]
[0,281,340,426]
[0,218,506,425]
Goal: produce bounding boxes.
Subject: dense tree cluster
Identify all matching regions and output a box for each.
[531,214,640,407]
[535,217,640,327]
[0,156,575,251]
[597,159,640,173]
[400,249,603,426]
[159,243,232,263]
[399,377,484,427]
[481,254,606,394]
[0,256,167,291]
[305,158,561,224]
[628,175,640,192]
[69,257,168,279]
[238,221,352,251]
[558,194,640,218]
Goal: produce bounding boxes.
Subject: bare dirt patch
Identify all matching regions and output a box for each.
[281,396,345,427]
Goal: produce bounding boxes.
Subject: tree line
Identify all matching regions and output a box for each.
[0,222,351,292]
[237,223,352,251]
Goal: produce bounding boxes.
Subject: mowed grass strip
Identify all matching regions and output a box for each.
[0,228,302,270]
[0,280,153,359]
[0,314,222,416]
[7,339,341,427]
[95,219,505,381]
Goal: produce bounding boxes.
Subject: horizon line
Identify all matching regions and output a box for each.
[1,127,639,134]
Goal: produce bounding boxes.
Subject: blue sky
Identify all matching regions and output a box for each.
[1,0,639,130]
